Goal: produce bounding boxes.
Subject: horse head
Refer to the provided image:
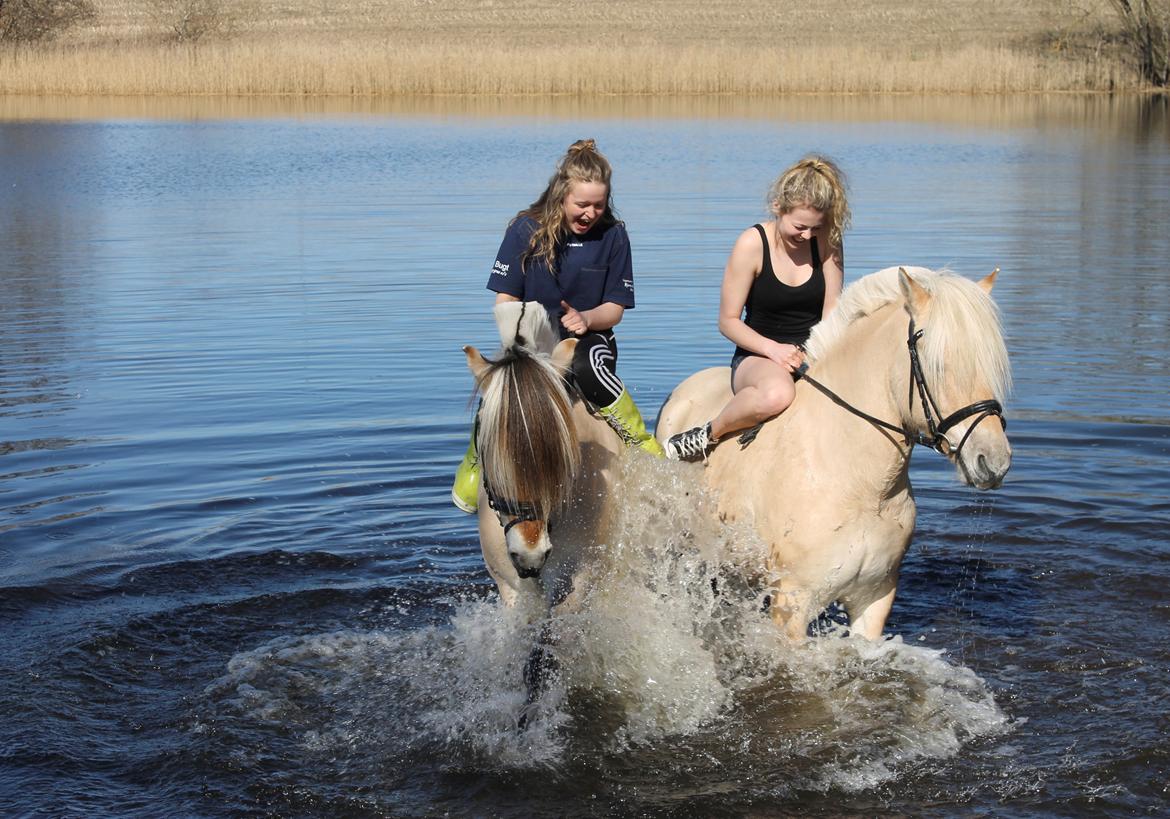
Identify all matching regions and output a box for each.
[464,304,580,580]
[897,267,1012,489]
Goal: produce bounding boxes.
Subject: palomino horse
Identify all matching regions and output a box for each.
[463,301,623,607]
[656,266,1012,641]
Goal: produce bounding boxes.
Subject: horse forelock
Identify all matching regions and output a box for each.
[806,266,1011,402]
[475,344,580,516]
[919,272,1012,402]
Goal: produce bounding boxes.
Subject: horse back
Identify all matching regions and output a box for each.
[655,367,732,444]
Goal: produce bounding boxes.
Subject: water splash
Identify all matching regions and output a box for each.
[201,453,1010,792]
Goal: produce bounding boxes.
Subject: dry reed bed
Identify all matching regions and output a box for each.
[1,0,1142,95]
[0,40,1137,95]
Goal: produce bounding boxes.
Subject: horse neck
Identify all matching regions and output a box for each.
[814,301,911,416]
[570,398,624,470]
[791,302,915,491]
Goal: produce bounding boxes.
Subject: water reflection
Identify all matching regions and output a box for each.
[1,92,1168,133]
[0,125,100,431]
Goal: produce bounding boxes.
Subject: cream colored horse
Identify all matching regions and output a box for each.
[657,266,1012,641]
[463,302,623,607]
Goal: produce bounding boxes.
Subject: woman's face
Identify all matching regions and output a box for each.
[777,204,825,246]
[562,181,608,235]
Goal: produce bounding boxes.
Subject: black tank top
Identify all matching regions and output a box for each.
[734,223,825,357]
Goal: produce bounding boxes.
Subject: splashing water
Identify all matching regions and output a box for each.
[200,454,1010,797]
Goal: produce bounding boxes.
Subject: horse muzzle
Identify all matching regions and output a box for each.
[505,519,552,579]
[514,561,546,579]
[957,436,1012,490]
[510,549,549,578]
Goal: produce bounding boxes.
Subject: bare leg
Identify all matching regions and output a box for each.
[710,357,796,441]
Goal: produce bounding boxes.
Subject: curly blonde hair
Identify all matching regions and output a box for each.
[767,155,851,248]
[515,138,617,273]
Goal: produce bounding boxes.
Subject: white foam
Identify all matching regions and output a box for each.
[203,452,1011,786]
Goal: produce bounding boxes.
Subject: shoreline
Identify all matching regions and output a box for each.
[2,90,1163,129]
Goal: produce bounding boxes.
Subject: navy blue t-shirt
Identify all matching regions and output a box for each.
[487,216,635,336]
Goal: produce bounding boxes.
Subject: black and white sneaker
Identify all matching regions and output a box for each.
[665,422,715,462]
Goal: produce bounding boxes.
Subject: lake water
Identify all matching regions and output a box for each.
[2,94,1168,817]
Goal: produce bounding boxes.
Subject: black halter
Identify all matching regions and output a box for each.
[799,318,1005,459]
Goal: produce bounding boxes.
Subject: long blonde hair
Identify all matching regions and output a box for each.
[515,138,617,273]
[767,154,851,248]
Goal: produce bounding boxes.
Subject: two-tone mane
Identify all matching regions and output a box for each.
[805,266,1012,404]
[473,307,580,518]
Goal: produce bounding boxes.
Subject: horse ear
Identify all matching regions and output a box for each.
[898,267,931,317]
[463,345,489,379]
[551,338,578,373]
[978,267,1000,294]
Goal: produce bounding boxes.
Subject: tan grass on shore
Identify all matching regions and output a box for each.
[0,0,1147,96]
[0,40,1138,96]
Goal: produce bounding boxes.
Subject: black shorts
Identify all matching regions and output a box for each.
[729,350,805,391]
[729,351,754,390]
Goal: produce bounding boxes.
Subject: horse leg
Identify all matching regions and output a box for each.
[768,580,815,641]
[845,583,898,640]
[486,565,521,608]
[518,619,558,730]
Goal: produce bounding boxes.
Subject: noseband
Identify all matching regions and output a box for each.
[483,476,543,536]
[800,319,1005,459]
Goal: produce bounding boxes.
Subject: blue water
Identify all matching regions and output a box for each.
[2,95,1169,817]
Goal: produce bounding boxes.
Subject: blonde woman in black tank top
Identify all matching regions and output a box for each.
[666,156,851,462]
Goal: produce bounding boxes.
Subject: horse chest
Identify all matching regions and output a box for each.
[763,496,914,588]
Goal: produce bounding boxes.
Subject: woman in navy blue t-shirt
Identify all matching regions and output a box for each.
[452,139,663,514]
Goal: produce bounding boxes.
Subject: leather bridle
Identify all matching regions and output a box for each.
[799,319,1006,459]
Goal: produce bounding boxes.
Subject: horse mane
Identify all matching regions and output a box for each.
[804,266,1012,402]
[475,303,579,516]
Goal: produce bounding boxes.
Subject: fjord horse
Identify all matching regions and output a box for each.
[656,267,1012,641]
[463,301,623,608]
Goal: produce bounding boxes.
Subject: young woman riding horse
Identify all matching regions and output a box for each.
[463,302,625,606]
[657,266,1011,640]
[453,139,663,514]
[665,155,849,461]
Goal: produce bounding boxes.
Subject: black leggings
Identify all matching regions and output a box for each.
[570,332,624,408]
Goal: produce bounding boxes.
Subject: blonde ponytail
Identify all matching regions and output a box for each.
[767,155,851,248]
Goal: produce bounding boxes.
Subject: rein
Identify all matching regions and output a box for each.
[799,319,1005,457]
